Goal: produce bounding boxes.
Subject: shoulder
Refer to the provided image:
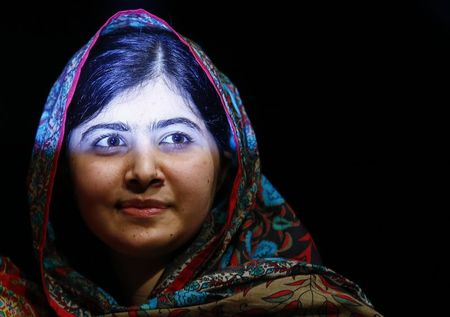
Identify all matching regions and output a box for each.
[215,274,382,316]
[1,256,50,316]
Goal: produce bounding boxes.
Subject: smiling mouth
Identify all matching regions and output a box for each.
[118,199,169,218]
[121,207,167,218]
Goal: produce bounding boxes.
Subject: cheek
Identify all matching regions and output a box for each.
[166,153,219,211]
[70,156,122,208]
[176,160,215,186]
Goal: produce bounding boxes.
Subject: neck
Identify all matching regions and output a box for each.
[110,251,166,306]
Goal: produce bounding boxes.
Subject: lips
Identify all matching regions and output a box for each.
[118,199,169,218]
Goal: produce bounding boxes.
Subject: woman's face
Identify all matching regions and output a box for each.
[67,78,221,259]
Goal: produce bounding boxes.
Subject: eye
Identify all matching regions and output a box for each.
[94,134,126,148]
[160,132,193,147]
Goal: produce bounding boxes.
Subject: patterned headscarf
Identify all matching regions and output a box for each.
[27,9,379,316]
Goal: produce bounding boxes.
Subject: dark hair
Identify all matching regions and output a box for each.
[65,26,230,152]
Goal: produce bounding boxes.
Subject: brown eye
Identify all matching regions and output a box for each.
[171,134,186,144]
[94,134,126,148]
[160,132,193,149]
[107,136,121,146]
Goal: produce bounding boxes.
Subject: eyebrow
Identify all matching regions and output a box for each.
[152,117,201,132]
[80,117,202,141]
[81,122,129,141]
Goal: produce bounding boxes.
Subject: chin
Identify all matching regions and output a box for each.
[106,237,175,259]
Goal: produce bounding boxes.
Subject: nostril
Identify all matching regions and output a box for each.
[149,178,163,187]
[126,176,163,193]
[126,179,145,193]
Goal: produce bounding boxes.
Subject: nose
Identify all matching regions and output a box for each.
[124,149,163,192]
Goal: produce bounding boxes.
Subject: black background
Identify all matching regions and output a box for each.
[1,1,447,315]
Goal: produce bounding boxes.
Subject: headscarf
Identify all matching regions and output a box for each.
[17,9,380,316]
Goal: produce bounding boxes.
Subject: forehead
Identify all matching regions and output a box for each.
[90,78,200,124]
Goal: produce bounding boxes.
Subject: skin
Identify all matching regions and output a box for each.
[67,77,221,304]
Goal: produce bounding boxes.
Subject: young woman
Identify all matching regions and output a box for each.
[1,9,381,316]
